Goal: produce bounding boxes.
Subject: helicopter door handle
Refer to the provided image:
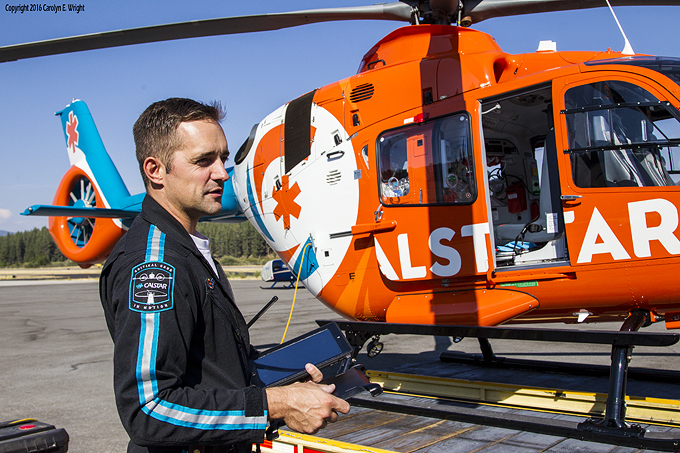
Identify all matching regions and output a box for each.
[367,59,385,69]
[560,195,582,200]
[351,221,397,236]
[327,150,345,160]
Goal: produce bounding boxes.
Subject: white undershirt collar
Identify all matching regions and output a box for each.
[190,231,219,278]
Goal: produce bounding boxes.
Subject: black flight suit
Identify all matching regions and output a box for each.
[100,195,268,453]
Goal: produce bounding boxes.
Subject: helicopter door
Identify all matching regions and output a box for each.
[555,77,680,267]
[374,112,484,283]
[481,85,568,269]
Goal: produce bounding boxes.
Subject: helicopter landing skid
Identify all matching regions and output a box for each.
[259,281,301,290]
[317,316,680,451]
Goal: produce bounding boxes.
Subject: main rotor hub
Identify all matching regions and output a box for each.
[408,0,462,25]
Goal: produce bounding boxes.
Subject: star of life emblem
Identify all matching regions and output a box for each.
[129,261,175,313]
[66,111,79,154]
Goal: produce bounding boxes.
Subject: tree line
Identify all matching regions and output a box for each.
[0,222,273,268]
[197,221,273,264]
[0,227,66,267]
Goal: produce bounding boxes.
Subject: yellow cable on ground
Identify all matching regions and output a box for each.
[280,241,311,344]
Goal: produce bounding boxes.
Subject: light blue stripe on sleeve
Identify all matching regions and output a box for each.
[136,224,267,431]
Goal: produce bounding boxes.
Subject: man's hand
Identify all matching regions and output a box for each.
[266,363,351,434]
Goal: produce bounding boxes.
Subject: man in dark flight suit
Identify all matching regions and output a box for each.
[100,98,350,453]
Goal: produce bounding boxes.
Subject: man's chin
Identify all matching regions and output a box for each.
[206,199,224,216]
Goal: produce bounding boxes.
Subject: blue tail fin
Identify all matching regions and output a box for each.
[56,100,131,209]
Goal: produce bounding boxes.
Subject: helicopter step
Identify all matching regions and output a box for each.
[318,314,680,449]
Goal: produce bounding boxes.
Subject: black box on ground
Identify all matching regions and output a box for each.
[0,419,69,453]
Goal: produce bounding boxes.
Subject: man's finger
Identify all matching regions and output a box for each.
[305,363,323,382]
[317,383,336,394]
[332,396,351,414]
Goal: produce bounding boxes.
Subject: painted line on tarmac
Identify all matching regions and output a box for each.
[0,278,98,287]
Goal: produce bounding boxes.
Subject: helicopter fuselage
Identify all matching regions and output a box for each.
[210,24,680,328]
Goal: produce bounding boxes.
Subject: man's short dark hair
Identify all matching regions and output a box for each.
[134,98,225,187]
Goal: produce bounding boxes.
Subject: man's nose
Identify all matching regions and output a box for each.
[213,161,229,181]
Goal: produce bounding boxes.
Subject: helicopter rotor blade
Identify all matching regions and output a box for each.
[0,3,413,63]
[463,0,680,24]
[3,0,679,62]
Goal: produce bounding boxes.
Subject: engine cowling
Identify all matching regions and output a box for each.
[48,166,126,268]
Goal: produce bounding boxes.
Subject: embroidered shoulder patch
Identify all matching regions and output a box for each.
[129,261,175,313]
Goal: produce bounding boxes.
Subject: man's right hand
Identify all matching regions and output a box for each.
[265,379,351,434]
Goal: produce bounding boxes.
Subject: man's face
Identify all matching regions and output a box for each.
[162,119,229,229]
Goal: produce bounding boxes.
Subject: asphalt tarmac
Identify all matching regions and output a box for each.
[2,278,680,452]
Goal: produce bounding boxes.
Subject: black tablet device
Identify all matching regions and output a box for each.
[252,322,353,388]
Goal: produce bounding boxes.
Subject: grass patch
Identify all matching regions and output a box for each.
[218,255,274,266]
[224,271,261,279]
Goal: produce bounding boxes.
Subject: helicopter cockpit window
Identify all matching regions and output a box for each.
[563,80,680,188]
[377,112,475,205]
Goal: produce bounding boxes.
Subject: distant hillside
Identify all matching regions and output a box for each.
[0,231,9,237]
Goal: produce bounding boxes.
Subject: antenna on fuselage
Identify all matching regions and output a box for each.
[605,0,634,55]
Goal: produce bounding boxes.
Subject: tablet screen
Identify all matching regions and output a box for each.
[254,326,349,387]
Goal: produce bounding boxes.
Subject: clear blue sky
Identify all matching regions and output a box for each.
[1,1,679,233]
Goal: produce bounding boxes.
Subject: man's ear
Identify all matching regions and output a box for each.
[143,156,165,187]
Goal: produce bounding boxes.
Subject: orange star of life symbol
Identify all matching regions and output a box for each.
[272,175,301,230]
[66,111,79,154]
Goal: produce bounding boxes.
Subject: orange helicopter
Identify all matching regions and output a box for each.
[7,0,680,334]
[11,2,680,439]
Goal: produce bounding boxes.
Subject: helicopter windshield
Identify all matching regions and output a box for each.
[585,56,680,87]
[564,80,680,188]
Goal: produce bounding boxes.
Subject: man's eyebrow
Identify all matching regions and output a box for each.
[190,150,220,162]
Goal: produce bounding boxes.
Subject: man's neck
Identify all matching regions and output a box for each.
[146,191,197,234]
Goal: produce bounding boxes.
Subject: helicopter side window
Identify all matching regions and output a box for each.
[654,118,680,182]
[377,112,475,205]
[436,114,476,203]
[563,80,680,188]
[379,133,410,199]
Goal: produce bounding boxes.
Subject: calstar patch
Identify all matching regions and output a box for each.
[129,261,175,313]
